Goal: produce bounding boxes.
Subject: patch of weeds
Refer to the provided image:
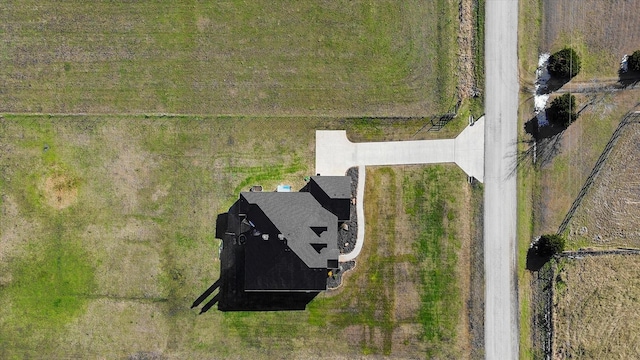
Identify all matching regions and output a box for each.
[468,96,485,119]
[474,0,485,93]
[175,233,196,249]
[222,311,305,351]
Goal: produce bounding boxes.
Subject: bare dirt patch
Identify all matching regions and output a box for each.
[553,255,640,359]
[101,125,157,213]
[60,299,169,358]
[393,263,421,322]
[0,195,36,264]
[83,220,163,299]
[43,173,79,209]
[391,324,428,356]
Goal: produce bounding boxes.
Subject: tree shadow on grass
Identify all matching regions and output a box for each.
[510,117,565,178]
[619,69,640,88]
[522,116,565,169]
[526,247,553,272]
[524,116,565,142]
[538,77,571,95]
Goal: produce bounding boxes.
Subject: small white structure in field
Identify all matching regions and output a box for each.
[621,54,629,73]
[276,184,291,192]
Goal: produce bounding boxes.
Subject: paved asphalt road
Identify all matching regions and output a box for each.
[484,0,519,359]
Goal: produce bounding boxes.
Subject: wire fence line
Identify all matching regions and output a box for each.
[557,109,640,235]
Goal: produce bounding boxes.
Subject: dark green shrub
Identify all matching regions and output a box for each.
[548,48,581,78]
[547,93,578,127]
[535,234,566,256]
[628,50,640,72]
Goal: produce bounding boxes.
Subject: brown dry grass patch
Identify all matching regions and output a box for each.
[553,255,640,359]
[60,299,169,358]
[43,173,79,209]
[458,0,476,99]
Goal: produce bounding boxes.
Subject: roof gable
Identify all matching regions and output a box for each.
[310,176,351,199]
[240,192,339,269]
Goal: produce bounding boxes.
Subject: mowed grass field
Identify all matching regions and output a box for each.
[542,0,640,79]
[0,117,477,359]
[553,255,640,359]
[0,0,458,117]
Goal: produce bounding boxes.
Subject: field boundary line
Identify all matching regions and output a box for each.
[0,112,456,120]
[559,249,640,257]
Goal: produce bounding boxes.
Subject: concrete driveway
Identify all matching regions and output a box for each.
[316,118,485,262]
[316,117,484,181]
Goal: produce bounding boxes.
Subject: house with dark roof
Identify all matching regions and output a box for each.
[307,176,352,221]
[215,176,351,311]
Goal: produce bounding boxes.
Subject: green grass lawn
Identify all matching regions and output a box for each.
[0,117,474,358]
[0,0,458,117]
[0,0,474,357]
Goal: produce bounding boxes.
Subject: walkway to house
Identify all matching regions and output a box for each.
[315,116,485,262]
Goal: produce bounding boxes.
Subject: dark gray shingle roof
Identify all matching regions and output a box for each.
[310,176,351,199]
[240,192,339,268]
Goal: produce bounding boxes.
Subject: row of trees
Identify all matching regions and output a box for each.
[543,49,640,128]
[545,48,581,128]
[547,48,640,80]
